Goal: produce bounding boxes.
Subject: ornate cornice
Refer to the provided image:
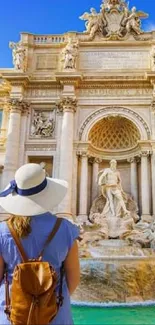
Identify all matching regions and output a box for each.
[0,79,11,94]
[55,72,83,87]
[1,73,30,88]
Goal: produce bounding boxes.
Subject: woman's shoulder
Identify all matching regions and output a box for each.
[59,217,80,249]
[0,220,9,234]
[0,221,11,245]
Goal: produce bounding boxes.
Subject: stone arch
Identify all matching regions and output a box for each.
[79,107,150,142]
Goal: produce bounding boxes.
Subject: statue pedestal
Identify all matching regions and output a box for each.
[141,215,152,223]
[107,217,121,238]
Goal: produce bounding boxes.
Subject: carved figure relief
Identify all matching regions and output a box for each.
[9,42,27,72]
[61,38,79,70]
[30,111,55,138]
[80,0,148,40]
[151,47,155,71]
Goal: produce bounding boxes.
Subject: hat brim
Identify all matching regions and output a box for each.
[0,178,68,216]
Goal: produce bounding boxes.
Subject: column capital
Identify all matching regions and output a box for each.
[140,150,150,157]
[151,98,155,113]
[8,98,30,114]
[94,157,102,164]
[88,156,94,164]
[21,101,30,116]
[127,157,137,163]
[77,151,88,158]
[57,96,77,113]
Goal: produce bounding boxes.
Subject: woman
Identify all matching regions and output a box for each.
[0,163,80,324]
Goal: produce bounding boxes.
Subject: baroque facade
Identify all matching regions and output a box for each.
[0,0,155,222]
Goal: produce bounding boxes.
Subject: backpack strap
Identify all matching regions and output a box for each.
[38,218,63,260]
[7,220,28,263]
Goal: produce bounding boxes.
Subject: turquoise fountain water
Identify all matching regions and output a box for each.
[72,242,155,324]
[72,305,155,325]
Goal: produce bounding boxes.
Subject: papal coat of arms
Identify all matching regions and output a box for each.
[79,0,148,40]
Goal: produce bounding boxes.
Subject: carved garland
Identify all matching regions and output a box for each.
[79,107,151,140]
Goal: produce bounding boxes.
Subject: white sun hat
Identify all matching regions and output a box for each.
[0,163,68,216]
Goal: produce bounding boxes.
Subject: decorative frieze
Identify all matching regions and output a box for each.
[25,143,56,152]
[26,88,60,99]
[78,88,152,97]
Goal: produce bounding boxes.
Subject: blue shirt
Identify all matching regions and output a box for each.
[0,213,79,325]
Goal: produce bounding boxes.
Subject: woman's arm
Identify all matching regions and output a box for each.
[64,241,80,295]
[0,256,4,283]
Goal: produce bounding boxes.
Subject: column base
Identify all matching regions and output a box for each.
[141,215,152,223]
[77,214,92,226]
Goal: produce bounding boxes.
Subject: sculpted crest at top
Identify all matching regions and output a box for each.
[80,0,149,40]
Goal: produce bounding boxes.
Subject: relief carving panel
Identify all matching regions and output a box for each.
[30,110,56,138]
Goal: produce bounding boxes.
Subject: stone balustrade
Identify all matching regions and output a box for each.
[34,35,66,44]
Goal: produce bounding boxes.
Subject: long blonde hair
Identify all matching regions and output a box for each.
[9,216,32,238]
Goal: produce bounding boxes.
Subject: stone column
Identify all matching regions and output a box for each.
[151,98,155,139]
[151,149,155,216]
[0,103,9,139]
[18,102,30,167]
[128,157,138,203]
[58,97,77,214]
[78,152,88,223]
[71,150,78,218]
[92,158,101,202]
[54,107,63,178]
[141,151,150,218]
[2,99,23,187]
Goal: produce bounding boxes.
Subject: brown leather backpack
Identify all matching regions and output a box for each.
[4,218,64,325]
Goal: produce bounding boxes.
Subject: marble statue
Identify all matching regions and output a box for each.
[40,162,49,177]
[151,47,155,71]
[79,8,105,39]
[31,112,55,137]
[61,38,79,70]
[9,42,27,72]
[98,159,129,218]
[125,7,143,35]
[80,0,148,40]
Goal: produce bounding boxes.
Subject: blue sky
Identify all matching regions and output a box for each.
[0,0,155,68]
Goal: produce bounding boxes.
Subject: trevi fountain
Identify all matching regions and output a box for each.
[0,0,155,322]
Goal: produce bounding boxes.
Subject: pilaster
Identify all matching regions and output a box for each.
[58,96,77,215]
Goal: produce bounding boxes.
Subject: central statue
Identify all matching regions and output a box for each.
[98,159,129,218]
